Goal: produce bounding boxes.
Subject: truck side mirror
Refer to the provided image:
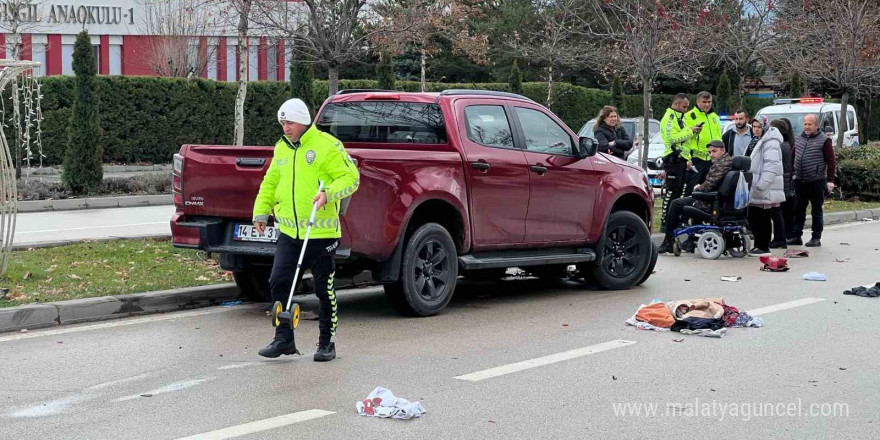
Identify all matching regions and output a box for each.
[578,137,597,158]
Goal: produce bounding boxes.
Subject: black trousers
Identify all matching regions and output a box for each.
[661,157,687,228]
[780,194,796,240]
[664,197,695,238]
[792,180,826,239]
[684,157,711,196]
[270,233,338,346]
[748,206,784,250]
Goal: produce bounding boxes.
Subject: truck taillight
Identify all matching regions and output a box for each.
[173,154,184,208]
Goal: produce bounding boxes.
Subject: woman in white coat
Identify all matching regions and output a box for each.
[747,116,786,256]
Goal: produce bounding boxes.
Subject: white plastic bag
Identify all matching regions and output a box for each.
[734,171,750,210]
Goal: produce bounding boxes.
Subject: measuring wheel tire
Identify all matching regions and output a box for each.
[271,301,283,327]
[590,211,653,290]
[384,223,458,317]
[697,231,726,260]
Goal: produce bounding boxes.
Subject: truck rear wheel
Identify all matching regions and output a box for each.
[588,211,652,290]
[233,266,272,302]
[384,223,458,316]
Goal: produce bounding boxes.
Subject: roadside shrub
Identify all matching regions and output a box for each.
[837,158,880,201]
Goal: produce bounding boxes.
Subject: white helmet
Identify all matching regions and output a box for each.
[277,98,311,125]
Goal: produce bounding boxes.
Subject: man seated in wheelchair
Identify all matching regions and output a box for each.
[658,140,742,256]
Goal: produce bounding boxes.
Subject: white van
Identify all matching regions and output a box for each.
[756,98,859,147]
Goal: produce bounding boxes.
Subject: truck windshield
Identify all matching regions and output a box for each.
[317,102,448,144]
[759,113,817,137]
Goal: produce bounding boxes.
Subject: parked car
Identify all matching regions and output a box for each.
[756,98,859,147]
[171,90,657,316]
[578,117,660,159]
[628,132,666,187]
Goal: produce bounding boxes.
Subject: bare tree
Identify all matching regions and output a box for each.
[251,0,387,96]
[209,0,254,146]
[584,0,708,169]
[371,0,488,92]
[709,0,778,109]
[139,0,219,78]
[504,0,593,107]
[772,0,880,149]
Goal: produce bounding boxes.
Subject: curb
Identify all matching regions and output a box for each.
[18,194,173,213]
[650,208,878,240]
[0,283,240,333]
[12,234,172,251]
[24,164,172,176]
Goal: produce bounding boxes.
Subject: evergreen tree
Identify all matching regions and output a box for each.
[790,73,803,98]
[610,75,625,112]
[716,71,731,114]
[377,53,395,90]
[290,57,316,116]
[509,59,523,95]
[62,30,103,194]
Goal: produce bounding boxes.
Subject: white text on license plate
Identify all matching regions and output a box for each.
[234,224,279,242]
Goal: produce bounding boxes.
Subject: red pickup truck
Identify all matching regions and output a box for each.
[171,90,657,316]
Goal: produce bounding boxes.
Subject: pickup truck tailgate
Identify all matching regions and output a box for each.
[180,145,274,219]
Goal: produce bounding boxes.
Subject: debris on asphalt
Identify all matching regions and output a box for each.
[843,283,880,298]
[626,298,763,336]
[612,375,618,380]
[783,249,809,258]
[802,272,828,281]
[684,279,692,282]
[673,338,685,343]
[834,258,850,263]
[140,394,153,398]
[20,329,27,333]
[841,242,852,246]
[562,324,569,327]
[760,256,790,272]
[839,367,848,371]
[220,300,242,307]
[720,276,741,282]
[356,386,426,420]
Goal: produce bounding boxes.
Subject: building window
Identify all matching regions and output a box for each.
[109,45,122,75]
[248,44,258,81]
[226,43,236,81]
[62,44,74,75]
[267,44,277,81]
[31,43,46,77]
[207,45,218,80]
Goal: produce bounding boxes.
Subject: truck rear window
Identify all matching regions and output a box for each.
[317,102,448,144]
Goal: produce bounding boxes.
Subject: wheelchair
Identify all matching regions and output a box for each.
[672,156,753,260]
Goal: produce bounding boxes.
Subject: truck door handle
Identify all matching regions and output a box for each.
[236,158,266,167]
[470,161,491,172]
[530,164,548,175]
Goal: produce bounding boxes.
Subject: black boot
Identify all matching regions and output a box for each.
[786,237,803,246]
[658,238,674,254]
[806,237,821,247]
[769,240,788,249]
[258,328,300,358]
[314,342,336,362]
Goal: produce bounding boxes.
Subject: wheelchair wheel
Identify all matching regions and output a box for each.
[727,234,752,258]
[673,239,681,256]
[697,231,725,260]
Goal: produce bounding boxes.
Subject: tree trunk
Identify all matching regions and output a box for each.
[641,76,652,170]
[836,91,849,149]
[328,65,339,96]
[233,4,250,147]
[546,65,554,108]
[420,48,427,93]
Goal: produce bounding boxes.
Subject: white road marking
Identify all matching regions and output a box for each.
[454,340,636,382]
[217,362,267,370]
[16,222,167,234]
[115,377,215,402]
[8,393,96,418]
[746,297,826,316]
[0,305,254,343]
[175,410,335,440]
[83,372,155,392]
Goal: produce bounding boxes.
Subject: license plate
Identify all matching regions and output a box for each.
[650,178,662,186]
[233,224,279,243]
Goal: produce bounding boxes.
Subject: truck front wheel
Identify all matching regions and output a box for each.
[384,223,458,316]
[587,211,652,290]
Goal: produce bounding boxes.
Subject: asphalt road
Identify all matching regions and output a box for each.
[2,221,879,439]
[13,205,174,247]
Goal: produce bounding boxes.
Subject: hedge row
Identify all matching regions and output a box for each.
[7,76,774,166]
[837,144,880,201]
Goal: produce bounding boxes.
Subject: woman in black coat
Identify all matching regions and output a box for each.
[593,105,632,159]
[773,118,797,247]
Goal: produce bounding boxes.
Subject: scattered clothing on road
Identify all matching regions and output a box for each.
[626,298,763,337]
[356,387,426,420]
[759,256,790,272]
[783,249,809,258]
[843,283,880,298]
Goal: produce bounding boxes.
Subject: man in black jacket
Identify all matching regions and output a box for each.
[722,110,753,156]
[788,114,837,248]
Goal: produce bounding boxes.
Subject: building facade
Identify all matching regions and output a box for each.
[1,0,291,82]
